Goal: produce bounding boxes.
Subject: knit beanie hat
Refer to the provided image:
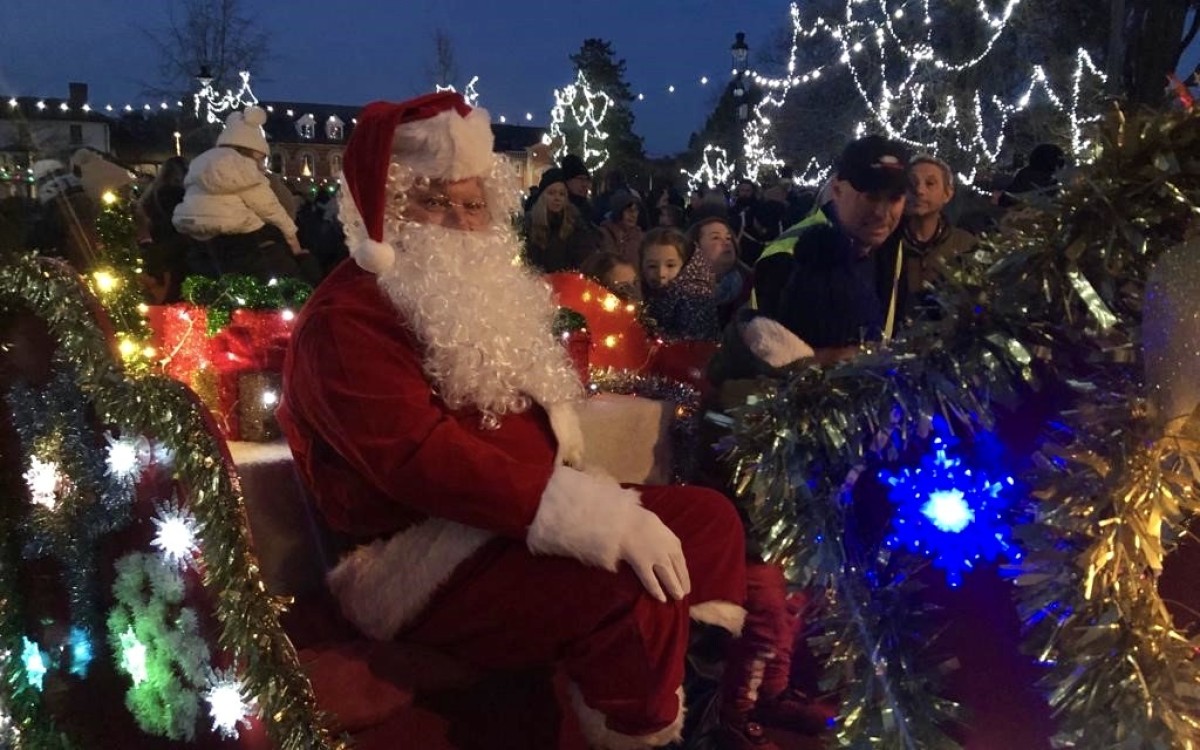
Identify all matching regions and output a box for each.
[217,106,270,156]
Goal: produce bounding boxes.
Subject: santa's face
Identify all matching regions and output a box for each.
[375,178,582,418]
[401,177,490,232]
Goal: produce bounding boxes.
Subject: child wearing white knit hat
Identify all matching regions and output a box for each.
[173,106,318,283]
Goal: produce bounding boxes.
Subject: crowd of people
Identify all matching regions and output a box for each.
[0,94,1074,750]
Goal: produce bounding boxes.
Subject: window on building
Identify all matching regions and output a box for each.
[270,151,284,174]
[300,152,315,178]
[326,116,344,141]
[296,114,316,139]
[330,152,343,175]
[69,124,83,145]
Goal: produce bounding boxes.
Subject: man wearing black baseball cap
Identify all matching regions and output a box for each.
[742,134,911,365]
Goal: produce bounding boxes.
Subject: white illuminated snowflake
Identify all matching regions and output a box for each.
[23,455,61,510]
[204,669,254,739]
[151,500,201,569]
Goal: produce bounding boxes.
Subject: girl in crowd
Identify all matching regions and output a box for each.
[581,250,642,302]
[523,168,600,272]
[688,217,754,328]
[639,227,719,340]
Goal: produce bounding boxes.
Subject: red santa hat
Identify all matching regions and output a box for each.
[341,91,495,273]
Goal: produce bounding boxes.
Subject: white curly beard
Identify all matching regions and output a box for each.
[374,222,583,420]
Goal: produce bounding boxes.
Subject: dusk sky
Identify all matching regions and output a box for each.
[1,1,1197,156]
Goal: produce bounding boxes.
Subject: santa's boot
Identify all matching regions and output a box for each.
[717,563,789,749]
[748,584,834,735]
[752,686,837,735]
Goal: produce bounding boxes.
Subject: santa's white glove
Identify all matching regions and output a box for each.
[527,467,690,603]
[546,400,586,469]
[740,316,815,368]
[618,506,692,603]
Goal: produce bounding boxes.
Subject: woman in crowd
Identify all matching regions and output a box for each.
[523,168,601,272]
[599,190,644,266]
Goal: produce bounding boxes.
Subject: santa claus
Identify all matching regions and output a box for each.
[278,92,748,749]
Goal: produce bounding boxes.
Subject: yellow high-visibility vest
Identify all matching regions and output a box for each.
[749,209,831,309]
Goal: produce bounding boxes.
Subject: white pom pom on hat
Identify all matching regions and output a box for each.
[339,91,494,274]
[216,105,270,156]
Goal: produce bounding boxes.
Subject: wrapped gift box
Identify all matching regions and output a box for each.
[148,304,294,441]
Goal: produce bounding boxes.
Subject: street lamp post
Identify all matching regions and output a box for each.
[730,32,750,177]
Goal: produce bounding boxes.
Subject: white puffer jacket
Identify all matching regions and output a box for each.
[172,147,298,242]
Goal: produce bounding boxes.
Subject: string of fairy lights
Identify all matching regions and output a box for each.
[714,0,1107,187]
[4,0,1112,191]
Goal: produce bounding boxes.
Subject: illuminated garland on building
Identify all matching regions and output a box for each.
[544,71,613,173]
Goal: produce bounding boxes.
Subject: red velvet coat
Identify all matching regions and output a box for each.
[279,260,559,544]
[278,260,574,639]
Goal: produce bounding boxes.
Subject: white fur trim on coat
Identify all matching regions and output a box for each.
[569,683,685,750]
[526,465,641,571]
[392,106,495,182]
[689,601,747,637]
[326,518,493,640]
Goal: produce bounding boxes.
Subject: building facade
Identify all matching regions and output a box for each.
[1,82,549,198]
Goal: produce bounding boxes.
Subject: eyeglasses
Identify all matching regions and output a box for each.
[415,194,489,218]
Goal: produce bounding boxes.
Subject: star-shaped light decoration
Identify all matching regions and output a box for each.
[205,669,254,739]
[23,455,61,510]
[879,422,1020,587]
[105,432,150,484]
[20,637,48,691]
[150,500,201,569]
[67,626,93,678]
[118,628,148,686]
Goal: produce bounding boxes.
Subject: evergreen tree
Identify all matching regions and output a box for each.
[567,39,645,176]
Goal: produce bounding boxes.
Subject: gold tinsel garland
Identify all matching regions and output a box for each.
[724,105,1200,747]
[0,256,348,749]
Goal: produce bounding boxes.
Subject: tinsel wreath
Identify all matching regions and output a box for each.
[181,274,312,335]
[0,256,347,749]
[721,105,1200,748]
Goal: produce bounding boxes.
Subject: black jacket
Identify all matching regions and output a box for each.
[775,223,905,349]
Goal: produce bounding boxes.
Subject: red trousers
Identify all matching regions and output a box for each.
[722,563,799,716]
[401,484,748,737]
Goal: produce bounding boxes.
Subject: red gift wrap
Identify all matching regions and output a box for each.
[147,305,296,441]
[563,329,591,384]
[544,273,654,373]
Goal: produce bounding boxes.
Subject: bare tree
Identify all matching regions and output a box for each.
[427,28,459,88]
[142,0,272,98]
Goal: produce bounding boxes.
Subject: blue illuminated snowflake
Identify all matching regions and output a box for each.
[879,426,1020,587]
